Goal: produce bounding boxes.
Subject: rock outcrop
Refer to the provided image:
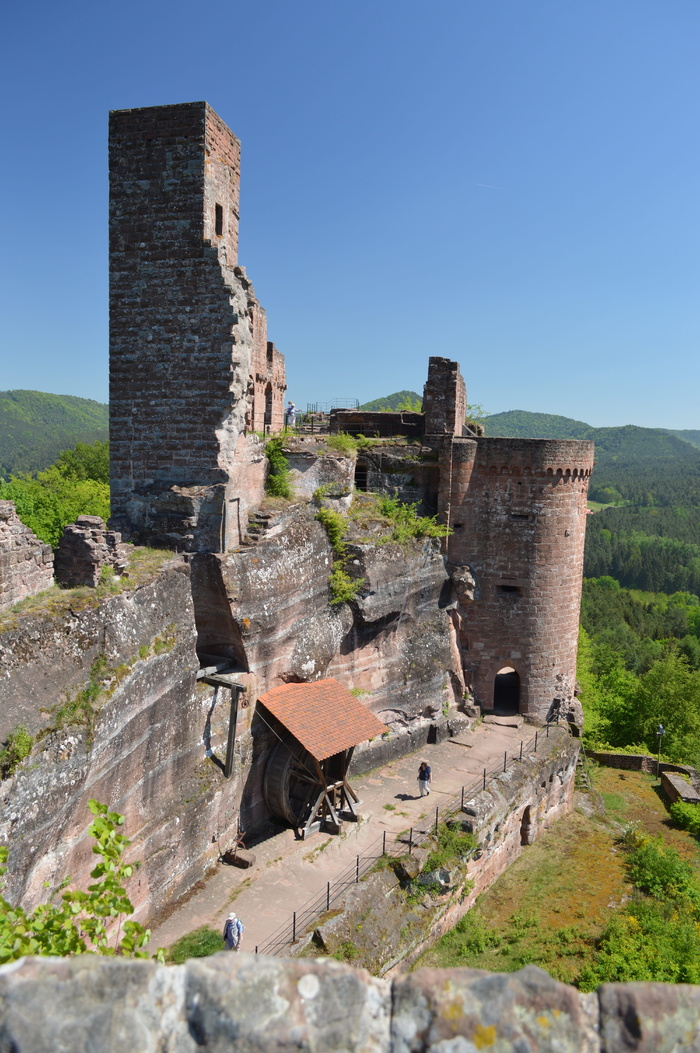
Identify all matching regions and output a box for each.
[2,955,699,1052]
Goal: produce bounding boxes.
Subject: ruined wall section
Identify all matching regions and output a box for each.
[447,438,594,722]
[109,102,277,552]
[423,356,467,437]
[0,502,53,612]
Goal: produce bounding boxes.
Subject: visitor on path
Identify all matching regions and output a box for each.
[223,912,244,952]
[417,761,432,797]
[285,401,296,429]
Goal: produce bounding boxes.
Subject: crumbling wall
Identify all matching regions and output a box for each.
[53,516,127,587]
[423,356,467,437]
[0,501,53,612]
[109,102,285,552]
[2,954,699,1052]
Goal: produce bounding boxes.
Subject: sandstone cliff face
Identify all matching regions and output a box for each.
[0,562,244,921]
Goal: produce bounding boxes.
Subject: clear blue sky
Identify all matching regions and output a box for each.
[1,1,698,428]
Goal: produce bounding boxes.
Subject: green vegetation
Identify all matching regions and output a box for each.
[264,437,292,499]
[315,507,364,604]
[669,801,700,837]
[166,926,223,963]
[578,825,700,987]
[421,768,700,987]
[0,725,33,779]
[358,391,422,412]
[372,496,451,544]
[578,577,700,762]
[422,823,477,873]
[324,433,358,457]
[0,391,108,478]
[0,800,157,963]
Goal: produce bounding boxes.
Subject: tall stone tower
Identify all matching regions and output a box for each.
[443,434,595,723]
[109,102,286,552]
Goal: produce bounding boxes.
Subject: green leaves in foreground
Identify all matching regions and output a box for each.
[0,800,158,964]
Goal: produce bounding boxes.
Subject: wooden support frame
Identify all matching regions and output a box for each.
[301,748,361,838]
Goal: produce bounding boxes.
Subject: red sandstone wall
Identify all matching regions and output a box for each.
[446,437,594,722]
[109,102,285,550]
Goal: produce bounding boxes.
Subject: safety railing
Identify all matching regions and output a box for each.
[254,721,566,957]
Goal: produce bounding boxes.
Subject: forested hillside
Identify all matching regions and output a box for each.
[358,390,422,411]
[0,390,108,477]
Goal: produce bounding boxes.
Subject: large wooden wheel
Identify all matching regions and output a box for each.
[264,741,320,826]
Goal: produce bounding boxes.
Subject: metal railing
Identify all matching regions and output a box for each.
[306,400,360,413]
[254,721,565,956]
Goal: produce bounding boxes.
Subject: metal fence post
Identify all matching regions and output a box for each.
[535,731,538,751]
[292,912,296,943]
[520,740,523,761]
[409,828,413,854]
[326,881,330,911]
[435,806,439,833]
[504,750,507,772]
[461,786,464,809]
[255,945,258,954]
[483,768,486,790]
[382,830,386,854]
[356,855,360,882]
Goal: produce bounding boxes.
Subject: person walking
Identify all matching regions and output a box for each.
[223,911,244,952]
[417,760,432,797]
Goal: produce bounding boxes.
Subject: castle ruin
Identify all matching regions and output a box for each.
[0,101,593,932]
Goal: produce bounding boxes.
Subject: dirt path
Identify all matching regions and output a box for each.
[149,721,525,954]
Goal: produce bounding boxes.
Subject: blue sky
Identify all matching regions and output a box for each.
[1,1,698,428]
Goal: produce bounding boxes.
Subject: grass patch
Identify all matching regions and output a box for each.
[165,926,223,964]
[0,547,174,634]
[324,433,358,458]
[265,438,292,499]
[0,724,33,779]
[315,507,365,605]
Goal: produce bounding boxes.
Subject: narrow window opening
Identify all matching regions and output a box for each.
[354,461,368,491]
[511,513,529,520]
[453,522,464,530]
[215,203,223,236]
[498,584,521,594]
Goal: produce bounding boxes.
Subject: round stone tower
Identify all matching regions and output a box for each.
[445,437,595,723]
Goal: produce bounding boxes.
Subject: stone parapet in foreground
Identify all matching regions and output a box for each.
[1,955,699,1052]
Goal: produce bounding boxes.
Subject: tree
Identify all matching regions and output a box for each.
[0,800,157,963]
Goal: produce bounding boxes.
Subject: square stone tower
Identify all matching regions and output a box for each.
[109,101,285,551]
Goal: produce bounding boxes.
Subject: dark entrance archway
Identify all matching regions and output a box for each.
[264,382,273,431]
[493,667,520,715]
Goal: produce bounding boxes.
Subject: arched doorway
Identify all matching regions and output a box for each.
[493,667,520,715]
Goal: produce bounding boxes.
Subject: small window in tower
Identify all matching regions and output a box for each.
[453,523,464,530]
[215,203,223,237]
[511,512,529,520]
[498,584,521,594]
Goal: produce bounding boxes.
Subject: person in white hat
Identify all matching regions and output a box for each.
[223,911,244,952]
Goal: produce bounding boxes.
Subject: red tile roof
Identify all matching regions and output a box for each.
[258,678,387,761]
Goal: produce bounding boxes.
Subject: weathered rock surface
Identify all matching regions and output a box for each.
[0,561,245,923]
[2,956,700,1051]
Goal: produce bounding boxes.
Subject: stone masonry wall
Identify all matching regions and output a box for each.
[109,101,284,552]
[423,355,467,437]
[0,501,53,612]
[1,954,698,1052]
[445,438,594,722]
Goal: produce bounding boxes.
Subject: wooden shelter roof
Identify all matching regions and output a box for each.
[258,678,386,761]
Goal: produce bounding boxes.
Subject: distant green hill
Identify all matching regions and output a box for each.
[483,410,700,467]
[665,429,700,450]
[358,390,422,412]
[483,410,592,440]
[0,390,108,477]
